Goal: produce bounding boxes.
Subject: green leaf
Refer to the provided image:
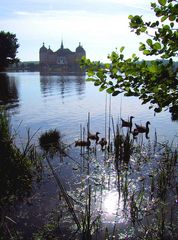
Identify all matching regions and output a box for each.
[169,15,175,21]
[143,49,151,55]
[106,87,114,94]
[99,85,107,92]
[112,91,121,96]
[153,42,161,50]
[139,43,145,51]
[94,80,101,86]
[170,22,174,28]
[151,3,156,8]
[148,64,159,73]
[128,15,133,19]
[161,15,168,22]
[140,27,147,32]
[146,39,152,46]
[120,46,125,53]
[154,107,162,112]
[87,70,94,77]
[158,0,166,6]
[104,63,110,69]
[125,86,130,91]
[108,81,113,85]
[111,67,118,74]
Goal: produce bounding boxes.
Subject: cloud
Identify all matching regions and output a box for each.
[0,0,152,61]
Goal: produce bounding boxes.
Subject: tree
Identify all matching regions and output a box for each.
[0,31,19,72]
[81,0,178,113]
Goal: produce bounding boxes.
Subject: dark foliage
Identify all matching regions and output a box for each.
[39,129,61,153]
[0,31,19,71]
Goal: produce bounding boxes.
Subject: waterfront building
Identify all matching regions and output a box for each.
[39,41,86,74]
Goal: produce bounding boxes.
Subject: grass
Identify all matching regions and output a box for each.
[0,107,42,239]
[39,129,61,152]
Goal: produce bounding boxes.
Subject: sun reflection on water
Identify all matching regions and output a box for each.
[102,190,127,224]
[103,191,119,215]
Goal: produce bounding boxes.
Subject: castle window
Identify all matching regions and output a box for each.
[57,57,67,65]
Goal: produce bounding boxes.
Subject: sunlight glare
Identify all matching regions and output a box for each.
[103,191,120,215]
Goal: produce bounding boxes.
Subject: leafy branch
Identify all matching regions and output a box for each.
[81,0,178,113]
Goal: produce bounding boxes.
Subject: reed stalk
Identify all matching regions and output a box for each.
[45,156,81,230]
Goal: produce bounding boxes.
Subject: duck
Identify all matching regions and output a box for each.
[88,131,100,143]
[131,128,139,138]
[135,121,151,133]
[121,116,134,131]
[99,137,107,150]
[75,138,91,147]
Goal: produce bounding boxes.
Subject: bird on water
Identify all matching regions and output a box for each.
[121,116,135,131]
[135,121,151,134]
[88,131,100,143]
[99,137,107,150]
[75,139,91,147]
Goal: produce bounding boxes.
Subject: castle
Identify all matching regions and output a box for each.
[39,41,86,74]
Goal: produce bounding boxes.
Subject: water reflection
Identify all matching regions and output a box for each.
[0,73,19,110]
[4,72,177,143]
[169,105,178,121]
[103,191,122,216]
[40,74,86,99]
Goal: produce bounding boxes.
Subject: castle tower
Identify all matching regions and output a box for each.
[39,42,47,63]
[75,42,86,60]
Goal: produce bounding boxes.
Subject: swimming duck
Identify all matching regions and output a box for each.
[132,128,139,138]
[121,116,134,131]
[75,139,91,147]
[135,121,151,133]
[88,131,100,143]
[99,137,107,150]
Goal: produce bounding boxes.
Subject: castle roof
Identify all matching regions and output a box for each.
[40,42,47,52]
[56,48,73,55]
[76,42,85,53]
[47,46,53,54]
[39,41,86,56]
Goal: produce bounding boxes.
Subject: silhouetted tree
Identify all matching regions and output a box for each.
[0,31,19,71]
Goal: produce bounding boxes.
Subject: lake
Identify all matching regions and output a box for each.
[1,72,178,144]
[0,71,178,239]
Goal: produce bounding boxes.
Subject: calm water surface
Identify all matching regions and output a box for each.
[1,71,177,144]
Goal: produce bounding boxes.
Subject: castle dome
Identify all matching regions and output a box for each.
[76,42,85,53]
[40,42,47,53]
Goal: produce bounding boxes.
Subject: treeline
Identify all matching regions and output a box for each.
[8,61,40,72]
[7,59,178,73]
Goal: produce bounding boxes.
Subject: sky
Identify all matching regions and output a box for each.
[0,0,156,62]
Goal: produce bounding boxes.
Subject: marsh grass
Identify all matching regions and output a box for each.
[0,108,31,206]
[0,107,42,239]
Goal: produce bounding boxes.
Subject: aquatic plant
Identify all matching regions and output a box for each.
[39,129,61,152]
[0,108,31,206]
[0,107,42,239]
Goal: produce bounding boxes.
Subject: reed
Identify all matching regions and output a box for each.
[0,107,42,239]
[0,108,40,206]
[39,129,62,154]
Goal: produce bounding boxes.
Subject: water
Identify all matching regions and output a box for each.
[1,72,178,239]
[1,72,177,144]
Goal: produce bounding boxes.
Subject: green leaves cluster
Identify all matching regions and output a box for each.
[0,31,19,71]
[129,0,178,59]
[81,0,178,113]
